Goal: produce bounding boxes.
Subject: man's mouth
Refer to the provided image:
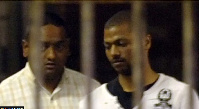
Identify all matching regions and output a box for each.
[45,63,56,69]
[112,59,126,66]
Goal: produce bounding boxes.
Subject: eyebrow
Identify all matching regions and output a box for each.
[40,40,67,45]
[104,38,129,44]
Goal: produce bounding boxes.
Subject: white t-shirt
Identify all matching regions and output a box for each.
[79,73,199,109]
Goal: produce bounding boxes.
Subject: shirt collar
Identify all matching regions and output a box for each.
[24,62,66,95]
[24,62,36,83]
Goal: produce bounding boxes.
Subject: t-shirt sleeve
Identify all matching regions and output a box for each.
[179,86,199,109]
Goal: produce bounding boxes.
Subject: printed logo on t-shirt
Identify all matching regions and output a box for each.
[154,88,172,109]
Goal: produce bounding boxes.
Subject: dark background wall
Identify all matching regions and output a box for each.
[0,1,198,92]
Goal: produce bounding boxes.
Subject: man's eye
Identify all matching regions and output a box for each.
[41,43,49,51]
[55,43,65,51]
[104,44,111,50]
[117,41,127,47]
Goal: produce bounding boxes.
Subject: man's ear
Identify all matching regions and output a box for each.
[22,40,29,58]
[144,34,152,50]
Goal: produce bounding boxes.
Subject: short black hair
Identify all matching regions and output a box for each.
[104,10,131,29]
[24,12,69,41]
[105,10,156,35]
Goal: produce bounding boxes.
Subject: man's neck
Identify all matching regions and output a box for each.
[42,72,63,93]
[119,75,134,92]
[118,69,159,92]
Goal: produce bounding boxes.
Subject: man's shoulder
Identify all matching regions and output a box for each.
[0,68,25,87]
[64,68,85,77]
[63,67,101,87]
[159,73,188,88]
[90,84,110,96]
[83,83,116,102]
[153,73,194,94]
[79,83,116,108]
[64,68,95,81]
[157,73,199,109]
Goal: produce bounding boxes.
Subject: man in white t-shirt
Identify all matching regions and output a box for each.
[79,11,198,109]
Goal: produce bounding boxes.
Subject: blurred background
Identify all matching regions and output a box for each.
[0,1,198,92]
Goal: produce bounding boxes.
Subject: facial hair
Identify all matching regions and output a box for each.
[116,64,132,76]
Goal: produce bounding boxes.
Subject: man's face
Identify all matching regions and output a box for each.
[23,24,70,76]
[104,23,133,75]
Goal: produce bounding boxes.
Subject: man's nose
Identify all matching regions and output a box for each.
[46,46,56,60]
[110,45,120,57]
